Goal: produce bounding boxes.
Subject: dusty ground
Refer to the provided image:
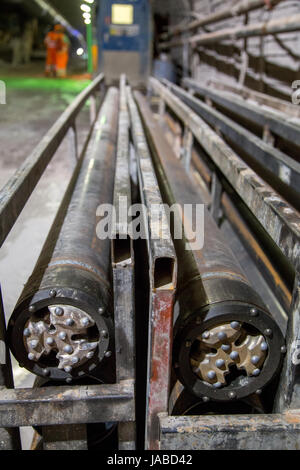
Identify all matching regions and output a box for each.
[0,61,92,448]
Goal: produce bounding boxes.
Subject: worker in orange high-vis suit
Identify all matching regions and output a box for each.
[44,26,59,77]
[55,26,71,78]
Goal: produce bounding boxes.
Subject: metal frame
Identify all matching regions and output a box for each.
[0,74,136,450]
[182,78,300,150]
[207,80,300,119]
[127,87,177,451]
[174,79,300,196]
[112,75,136,450]
[146,77,300,450]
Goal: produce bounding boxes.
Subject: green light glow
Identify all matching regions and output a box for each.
[2,77,91,93]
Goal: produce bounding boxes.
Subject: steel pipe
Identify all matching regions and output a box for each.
[160,12,300,49]
[7,88,119,382]
[166,0,283,38]
[135,91,285,402]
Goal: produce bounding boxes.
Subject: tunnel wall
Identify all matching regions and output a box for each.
[154,0,300,100]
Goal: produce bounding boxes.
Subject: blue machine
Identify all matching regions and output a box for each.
[97,0,152,86]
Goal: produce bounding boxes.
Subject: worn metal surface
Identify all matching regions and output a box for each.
[159,411,300,450]
[276,274,300,412]
[0,287,21,449]
[183,78,300,151]
[149,78,300,273]
[222,193,291,313]
[191,322,267,387]
[0,380,134,427]
[128,87,177,450]
[135,90,285,403]
[112,76,136,449]
[160,12,300,50]
[42,424,88,450]
[7,88,119,382]
[208,80,300,119]
[0,74,104,248]
[175,81,300,198]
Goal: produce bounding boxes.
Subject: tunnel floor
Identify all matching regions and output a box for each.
[0,64,92,448]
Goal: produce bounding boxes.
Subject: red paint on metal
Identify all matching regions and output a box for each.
[147,290,175,450]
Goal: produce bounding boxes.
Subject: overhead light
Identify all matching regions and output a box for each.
[83,12,91,20]
[84,18,92,25]
[80,4,91,12]
[76,47,84,56]
[84,0,94,3]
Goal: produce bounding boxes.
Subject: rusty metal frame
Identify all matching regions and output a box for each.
[158,411,300,450]
[146,77,300,450]
[127,86,177,451]
[0,76,136,450]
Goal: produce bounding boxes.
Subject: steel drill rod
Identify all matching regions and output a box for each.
[8,88,119,382]
[135,90,285,402]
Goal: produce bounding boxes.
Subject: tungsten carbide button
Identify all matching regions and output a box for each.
[217,331,226,341]
[58,331,67,340]
[252,368,261,376]
[105,351,112,358]
[98,307,104,315]
[202,331,210,339]
[202,396,210,402]
[230,321,240,330]
[86,351,94,359]
[63,345,73,354]
[49,290,57,298]
[65,318,74,327]
[221,344,230,352]
[23,328,31,337]
[55,307,64,316]
[29,305,36,313]
[46,337,54,346]
[207,370,216,380]
[30,339,38,349]
[28,353,35,361]
[81,317,89,327]
[256,389,262,395]
[230,351,239,360]
[216,359,225,368]
[251,355,260,365]
[281,345,287,354]
[213,382,222,389]
[101,330,108,338]
[64,365,72,373]
[261,341,268,351]
[43,368,50,376]
[71,356,79,364]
